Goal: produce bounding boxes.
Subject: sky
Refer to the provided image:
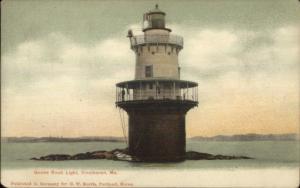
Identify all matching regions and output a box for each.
[1,0,299,138]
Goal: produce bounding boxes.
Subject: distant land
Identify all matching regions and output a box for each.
[1,136,124,143]
[190,133,299,141]
[2,133,299,143]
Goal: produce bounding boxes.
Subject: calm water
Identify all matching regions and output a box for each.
[1,141,299,169]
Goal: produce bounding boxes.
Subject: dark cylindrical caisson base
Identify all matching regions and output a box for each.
[117,100,197,162]
[128,110,186,162]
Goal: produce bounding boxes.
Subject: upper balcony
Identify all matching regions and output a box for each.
[129,35,183,49]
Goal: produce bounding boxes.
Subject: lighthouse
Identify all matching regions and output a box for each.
[116,5,198,162]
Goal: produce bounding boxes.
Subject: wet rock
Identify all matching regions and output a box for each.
[71,153,91,160]
[185,151,215,160]
[185,151,252,160]
[33,154,71,161]
[90,152,106,159]
[103,152,115,159]
[31,149,252,161]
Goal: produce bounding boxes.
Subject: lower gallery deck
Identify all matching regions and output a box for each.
[116,79,198,102]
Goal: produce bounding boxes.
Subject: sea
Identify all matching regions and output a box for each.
[1,140,299,169]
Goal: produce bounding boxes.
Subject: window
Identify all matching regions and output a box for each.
[145,65,153,78]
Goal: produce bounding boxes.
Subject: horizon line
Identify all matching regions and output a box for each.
[2,132,299,139]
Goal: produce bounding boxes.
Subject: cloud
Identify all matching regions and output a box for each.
[178,26,298,81]
[2,32,134,90]
[2,32,135,137]
[2,24,299,137]
[170,25,298,136]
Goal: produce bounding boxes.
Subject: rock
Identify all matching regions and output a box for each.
[185,151,215,160]
[185,151,252,160]
[113,151,133,161]
[103,152,114,159]
[90,152,106,159]
[71,153,91,160]
[111,148,128,155]
[35,154,71,161]
[90,150,106,154]
[31,149,252,161]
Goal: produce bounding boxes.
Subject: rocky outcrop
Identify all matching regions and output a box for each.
[31,148,252,162]
[33,154,71,161]
[31,149,124,161]
[185,151,252,160]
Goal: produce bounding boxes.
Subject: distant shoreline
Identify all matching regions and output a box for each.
[2,133,299,143]
[190,133,299,141]
[1,136,125,143]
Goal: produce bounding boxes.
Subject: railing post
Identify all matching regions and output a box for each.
[180,84,182,100]
[195,86,197,102]
[187,82,189,100]
[118,87,119,102]
[193,87,195,101]
[139,81,142,100]
[173,81,176,99]
[197,86,198,102]
[156,81,158,99]
[126,83,128,101]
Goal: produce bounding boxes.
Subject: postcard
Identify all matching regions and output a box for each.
[1,0,299,187]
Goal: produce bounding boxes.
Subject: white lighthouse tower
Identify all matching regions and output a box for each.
[116,5,198,162]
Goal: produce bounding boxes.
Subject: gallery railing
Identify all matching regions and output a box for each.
[116,81,198,103]
[130,35,183,49]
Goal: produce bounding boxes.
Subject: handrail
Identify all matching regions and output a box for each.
[116,79,198,88]
[116,99,198,106]
[116,86,198,103]
[130,34,183,48]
